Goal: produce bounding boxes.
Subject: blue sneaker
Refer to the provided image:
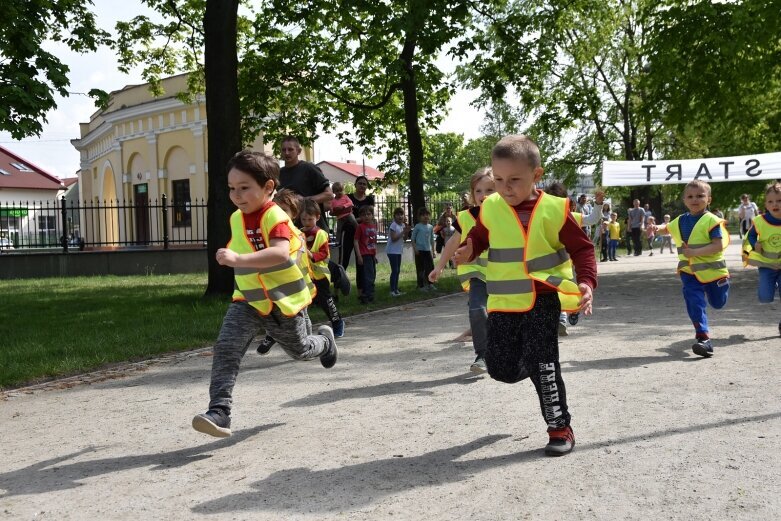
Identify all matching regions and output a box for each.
[333,319,345,338]
[692,338,713,357]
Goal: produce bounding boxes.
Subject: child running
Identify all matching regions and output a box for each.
[193,150,337,438]
[412,208,436,291]
[743,181,781,336]
[430,167,495,374]
[454,135,597,456]
[353,205,378,304]
[654,180,730,357]
[645,216,656,256]
[301,199,345,337]
[658,214,674,254]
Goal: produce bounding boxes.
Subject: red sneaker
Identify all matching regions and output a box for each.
[545,425,575,456]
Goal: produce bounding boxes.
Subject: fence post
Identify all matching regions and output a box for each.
[162,193,169,250]
[60,196,68,253]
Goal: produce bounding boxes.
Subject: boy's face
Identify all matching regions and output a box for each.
[492,158,544,206]
[765,191,781,219]
[682,186,711,214]
[333,186,343,198]
[420,213,430,224]
[394,213,405,224]
[300,212,317,230]
[228,168,274,214]
[362,212,375,223]
[445,217,452,226]
[610,214,617,222]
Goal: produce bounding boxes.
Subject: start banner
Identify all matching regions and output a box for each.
[602,151,781,187]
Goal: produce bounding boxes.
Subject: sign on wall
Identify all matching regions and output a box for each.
[602,151,781,187]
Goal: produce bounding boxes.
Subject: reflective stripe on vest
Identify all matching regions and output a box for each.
[745,215,781,269]
[668,212,730,283]
[456,209,487,291]
[229,207,312,316]
[480,192,582,313]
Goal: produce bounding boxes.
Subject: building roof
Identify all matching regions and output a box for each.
[317,161,384,181]
[0,145,64,191]
[61,177,79,188]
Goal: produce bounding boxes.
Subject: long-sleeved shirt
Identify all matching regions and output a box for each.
[747,212,781,248]
[466,196,598,292]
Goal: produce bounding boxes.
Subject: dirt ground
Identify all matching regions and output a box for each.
[1,240,779,520]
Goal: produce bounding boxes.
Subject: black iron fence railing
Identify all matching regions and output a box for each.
[0,194,459,253]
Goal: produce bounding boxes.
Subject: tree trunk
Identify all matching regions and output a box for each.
[203,0,242,297]
[400,35,425,222]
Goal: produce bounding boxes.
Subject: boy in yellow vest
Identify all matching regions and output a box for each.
[454,135,597,456]
[300,198,345,337]
[742,181,781,337]
[192,150,338,438]
[654,179,730,357]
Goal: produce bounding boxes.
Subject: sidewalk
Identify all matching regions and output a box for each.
[1,239,779,520]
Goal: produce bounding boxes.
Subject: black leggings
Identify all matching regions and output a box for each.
[485,293,570,428]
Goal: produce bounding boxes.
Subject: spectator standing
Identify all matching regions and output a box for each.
[279,136,333,232]
[411,207,436,291]
[738,193,760,239]
[628,199,646,255]
[353,205,378,304]
[386,207,409,297]
[341,176,375,272]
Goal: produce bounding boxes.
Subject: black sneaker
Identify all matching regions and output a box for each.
[256,335,275,355]
[317,325,338,368]
[692,338,713,357]
[192,408,231,437]
[545,425,575,456]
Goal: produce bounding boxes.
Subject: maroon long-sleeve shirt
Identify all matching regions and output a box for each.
[467,195,598,293]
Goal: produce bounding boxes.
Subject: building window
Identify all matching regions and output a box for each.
[11,162,32,171]
[0,168,9,175]
[172,179,191,227]
[37,215,57,245]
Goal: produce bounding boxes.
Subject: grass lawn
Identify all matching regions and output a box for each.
[0,260,461,389]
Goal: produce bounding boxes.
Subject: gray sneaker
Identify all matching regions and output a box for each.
[192,408,231,438]
[558,320,569,337]
[470,356,487,374]
[317,325,338,368]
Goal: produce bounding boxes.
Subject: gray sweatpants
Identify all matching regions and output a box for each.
[208,301,329,413]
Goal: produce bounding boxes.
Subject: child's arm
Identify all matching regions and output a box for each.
[216,239,290,269]
[353,235,363,265]
[411,225,419,254]
[747,223,761,252]
[681,236,724,258]
[430,227,436,258]
[430,230,462,282]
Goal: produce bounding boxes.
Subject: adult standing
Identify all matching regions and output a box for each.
[738,193,759,238]
[628,199,645,255]
[279,136,333,232]
[576,194,592,236]
[340,175,375,276]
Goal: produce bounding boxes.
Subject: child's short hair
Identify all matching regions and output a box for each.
[417,207,431,218]
[684,179,711,195]
[492,135,541,169]
[301,198,321,218]
[273,188,302,218]
[646,215,655,223]
[358,205,374,218]
[610,212,618,218]
[765,181,781,195]
[332,181,344,192]
[545,181,568,198]
[664,214,671,220]
[393,207,404,217]
[226,149,279,189]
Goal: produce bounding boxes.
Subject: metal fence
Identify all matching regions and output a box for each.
[0,194,458,253]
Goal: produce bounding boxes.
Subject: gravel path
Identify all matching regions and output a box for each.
[1,240,779,520]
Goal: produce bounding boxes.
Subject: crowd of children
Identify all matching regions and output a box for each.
[192,138,780,458]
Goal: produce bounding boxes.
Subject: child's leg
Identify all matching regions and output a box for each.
[468,279,488,359]
[340,223,354,269]
[757,268,781,303]
[262,307,329,360]
[485,311,530,384]
[680,273,710,336]
[704,276,730,310]
[423,251,435,285]
[414,252,424,287]
[208,301,264,413]
[363,255,376,300]
[388,253,401,293]
[313,278,341,325]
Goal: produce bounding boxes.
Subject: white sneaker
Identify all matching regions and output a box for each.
[558,321,569,337]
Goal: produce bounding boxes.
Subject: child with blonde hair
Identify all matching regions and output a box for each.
[430,167,495,373]
[743,182,781,336]
[654,180,730,356]
[658,214,674,254]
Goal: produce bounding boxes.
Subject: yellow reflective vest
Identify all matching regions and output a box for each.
[668,212,730,283]
[290,222,317,297]
[456,209,486,292]
[229,206,312,316]
[307,227,332,281]
[571,212,583,227]
[479,192,582,313]
[744,215,781,269]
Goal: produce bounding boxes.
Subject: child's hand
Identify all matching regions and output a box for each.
[754,242,763,253]
[578,283,593,316]
[681,246,695,258]
[216,248,239,267]
[453,238,473,266]
[429,267,442,283]
[356,255,364,266]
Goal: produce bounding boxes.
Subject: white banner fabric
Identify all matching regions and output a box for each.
[602,151,781,187]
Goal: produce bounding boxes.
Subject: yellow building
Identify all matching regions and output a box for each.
[71,73,306,247]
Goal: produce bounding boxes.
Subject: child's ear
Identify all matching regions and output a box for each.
[264,179,276,193]
[533,167,544,182]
